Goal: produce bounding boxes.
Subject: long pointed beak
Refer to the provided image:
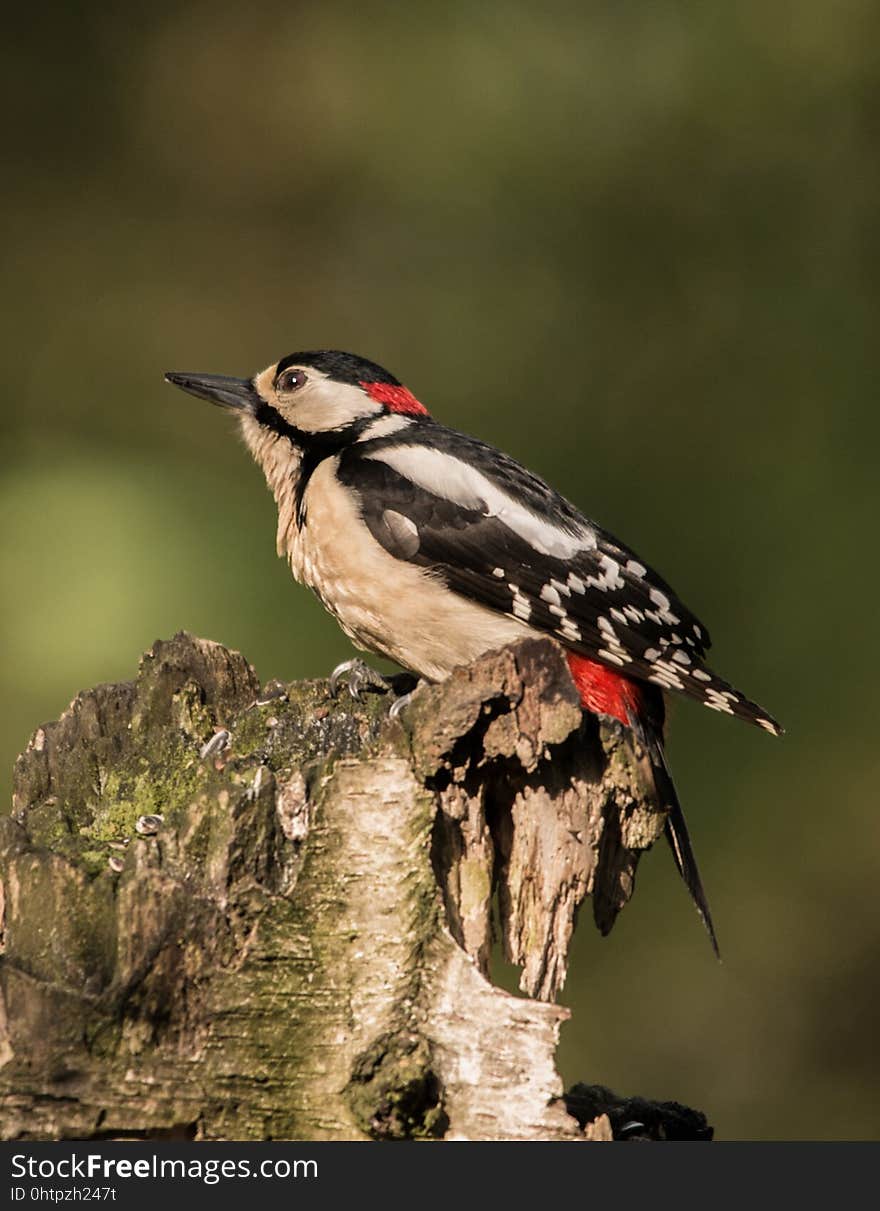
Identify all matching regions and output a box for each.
[164,371,258,412]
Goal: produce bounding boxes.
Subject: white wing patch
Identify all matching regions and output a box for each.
[364,444,596,559]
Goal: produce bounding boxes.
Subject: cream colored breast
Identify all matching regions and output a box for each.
[289,456,535,680]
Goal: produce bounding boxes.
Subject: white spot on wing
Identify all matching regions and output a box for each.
[649,671,684,690]
[647,585,680,625]
[646,606,680,627]
[703,688,735,715]
[598,555,625,590]
[509,584,532,621]
[540,583,561,607]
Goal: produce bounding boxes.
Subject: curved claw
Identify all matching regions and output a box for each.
[329,659,357,699]
[329,658,389,701]
[388,690,415,720]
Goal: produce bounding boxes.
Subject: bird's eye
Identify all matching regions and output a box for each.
[277,368,307,393]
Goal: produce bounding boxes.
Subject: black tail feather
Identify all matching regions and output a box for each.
[624,689,720,958]
[650,737,720,959]
[663,802,720,960]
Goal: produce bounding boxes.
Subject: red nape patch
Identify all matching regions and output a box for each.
[361,381,429,416]
[565,652,644,728]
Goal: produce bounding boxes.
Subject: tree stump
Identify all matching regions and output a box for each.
[0,633,712,1141]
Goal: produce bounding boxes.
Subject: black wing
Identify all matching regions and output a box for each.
[336,426,780,734]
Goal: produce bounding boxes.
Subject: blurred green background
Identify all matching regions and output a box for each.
[2,1,877,1140]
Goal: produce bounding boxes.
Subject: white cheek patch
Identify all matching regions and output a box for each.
[364,445,595,558]
[279,378,379,433]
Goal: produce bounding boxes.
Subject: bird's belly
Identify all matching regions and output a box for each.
[304,556,531,679]
[286,488,532,680]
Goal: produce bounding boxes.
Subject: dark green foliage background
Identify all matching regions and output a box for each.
[2,1,877,1139]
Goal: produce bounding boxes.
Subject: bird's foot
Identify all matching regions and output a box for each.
[329,658,391,700]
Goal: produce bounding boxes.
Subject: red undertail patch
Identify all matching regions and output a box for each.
[565,651,645,728]
[361,381,429,416]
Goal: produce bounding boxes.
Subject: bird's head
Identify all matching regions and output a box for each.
[165,350,428,451]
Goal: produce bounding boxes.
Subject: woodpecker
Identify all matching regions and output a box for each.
[166,350,781,955]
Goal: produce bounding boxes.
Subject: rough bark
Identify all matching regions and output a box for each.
[0,633,711,1141]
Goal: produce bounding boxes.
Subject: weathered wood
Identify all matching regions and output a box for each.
[0,632,708,1141]
[414,639,665,1000]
